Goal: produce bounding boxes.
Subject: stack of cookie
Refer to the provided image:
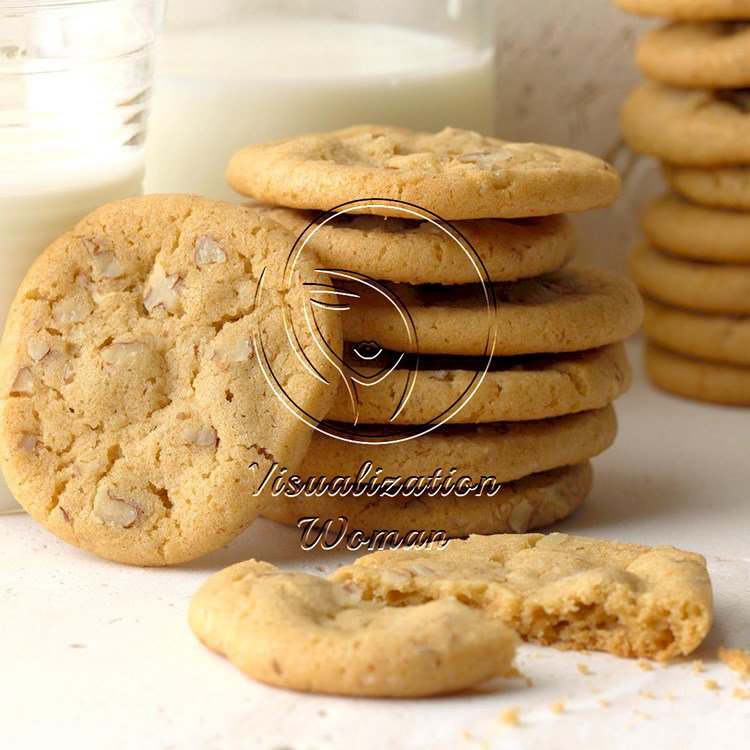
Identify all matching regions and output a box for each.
[228,124,643,538]
[618,0,750,405]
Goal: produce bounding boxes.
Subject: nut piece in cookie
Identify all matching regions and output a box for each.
[331,532,713,661]
[188,560,517,698]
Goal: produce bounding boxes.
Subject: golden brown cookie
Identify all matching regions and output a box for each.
[636,22,750,89]
[341,267,643,356]
[257,205,576,285]
[327,344,630,424]
[263,462,592,537]
[332,532,713,661]
[622,82,750,166]
[300,406,616,485]
[645,342,750,404]
[628,243,750,314]
[642,193,750,262]
[189,559,517,697]
[663,163,750,209]
[0,196,342,565]
[228,124,621,219]
[616,0,750,21]
[644,298,750,366]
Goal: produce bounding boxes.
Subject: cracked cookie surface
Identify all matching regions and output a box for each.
[188,559,517,697]
[228,124,620,219]
[331,532,713,660]
[0,195,342,565]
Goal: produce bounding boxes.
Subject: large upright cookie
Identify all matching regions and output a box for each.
[636,22,750,88]
[663,164,750,209]
[0,196,342,565]
[332,532,714,660]
[258,206,575,285]
[622,82,750,166]
[189,560,517,697]
[341,267,643,356]
[646,342,750,405]
[228,125,621,219]
[643,298,750,366]
[616,0,750,21]
[642,193,750,262]
[327,344,630,424]
[629,243,750,313]
[264,462,593,537]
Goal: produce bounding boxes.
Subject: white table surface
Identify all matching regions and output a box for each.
[1,338,748,750]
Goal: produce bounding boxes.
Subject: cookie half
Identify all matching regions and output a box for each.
[622,82,750,166]
[616,0,750,21]
[642,193,750,262]
[228,124,621,219]
[263,462,592,537]
[331,531,713,660]
[341,267,643,356]
[258,206,576,285]
[328,344,631,424]
[663,164,750,209]
[299,406,616,485]
[629,243,750,314]
[646,342,750,404]
[189,560,517,697]
[636,22,750,89]
[0,196,342,565]
[644,298,750,366]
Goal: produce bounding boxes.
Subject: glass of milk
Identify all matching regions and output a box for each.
[146,0,496,200]
[0,0,164,514]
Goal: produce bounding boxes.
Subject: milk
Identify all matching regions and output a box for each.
[146,17,495,200]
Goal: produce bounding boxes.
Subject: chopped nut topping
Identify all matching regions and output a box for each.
[407,565,435,576]
[10,368,34,394]
[52,299,88,325]
[100,342,146,365]
[213,337,254,363]
[508,499,533,533]
[93,485,139,528]
[27,338,50,363]
[194,235,227,266]
[83,238,124,279]
[62,361,75,384]
[182,426,218,447]
[143,263,181,314]
[20,434,38,453]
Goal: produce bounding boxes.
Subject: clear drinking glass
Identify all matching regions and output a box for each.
[146,0,495,200]
[0,0,164,514]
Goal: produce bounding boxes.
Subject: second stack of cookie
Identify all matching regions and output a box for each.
[618,0,750,405]
[228,125,643,538]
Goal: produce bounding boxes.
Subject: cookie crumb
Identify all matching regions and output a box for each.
[598,699,610,707]
[633,710,651,719]
[692,660,704,675]
[704,679,719,691]
[497,707,520,727]
[640,690,655,699]
[665,692,676,700]
[524,676,534,688]
[718,647,750,681]
[732,687,749,700]
[637,660,653,671]
[577,663,591,676]
[550,702,565,714]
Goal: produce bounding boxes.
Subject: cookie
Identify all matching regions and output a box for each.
[663,163,750,210]
[263,462,592,537]
[341,267,643,356]
[188,559,517,697]
[644,298,750,366]
[645,342,750,404]
[615,0,750,21]
[628,243,750,314]
[300,406,616,485]
[228,124,621,220]
[257,205,576,285]
[622,82,750,166]
[636,22,750,89]
[642,193,750,262]
[331,531,713,660]
[327,344,630,424]
[0,196,342,565]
